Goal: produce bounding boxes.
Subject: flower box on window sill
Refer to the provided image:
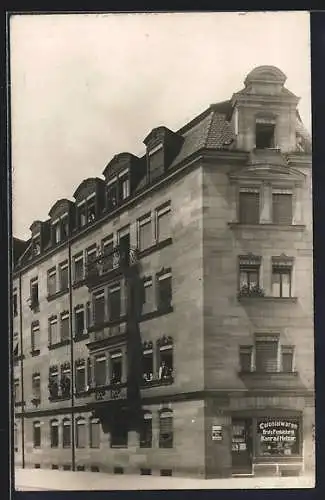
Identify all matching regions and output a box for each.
[47,288,69,302]
[31,396,41,406]
[72,279,86,290]
[30,349,40,357]
[48,339,70,350]
[141,376,174,388]
[228,222,306,232]
[238,295,298,303]
[48,393,71,402]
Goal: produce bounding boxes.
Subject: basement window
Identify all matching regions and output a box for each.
[255,122,275,149]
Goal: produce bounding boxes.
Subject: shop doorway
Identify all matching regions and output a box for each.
[231,418,253,474]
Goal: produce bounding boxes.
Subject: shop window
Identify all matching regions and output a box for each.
[255,122,275,149]
[106,182,118,211]
[76,418,86,448]
[49,316,59,346]
[138,214,152,251]
[142,278,154,314]
[139,412,152,448]
[272,190,293,225]
[156,203,171,242]
[75,359,86,393]
[255,336,279,373]
[158,344,173,380]
[73,253,84,283]
[48,366,59,399]
[108,285,121,321]
[62,419,71,448]
[31,322,40,353]
[90,418,100,448]
[142,343,154,382]
[30,278,39,310]
[281,346,294,372]
[32,373,41,400]
[157,271,172,311]
[238,255,263,296]
[13,292,18,317]
[60,312,70,342]
[74,306,85,338]
[256,418,301,457]
[59,261,69,290]
[33,421,41,448]
[94,291,105,326]
[239,346,253,373]
[272,257,293,298]
[60,363,71,397]
[47,268,57,296]
[239,188,260,224]
[50,419,59,448]
[94,354,107,387]
[110,351,122,384]
[159,409,173,448]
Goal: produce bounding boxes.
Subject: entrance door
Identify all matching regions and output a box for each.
[231,418,253,474]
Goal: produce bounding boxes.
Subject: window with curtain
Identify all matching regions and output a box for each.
[76,419,86,448]
[33,421,41,447]
[239,189,260,224]
[62,419,71,448]
[50,420,59,447]
[159,409,173,448]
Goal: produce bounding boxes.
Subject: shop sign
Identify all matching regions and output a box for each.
[212,425,222,441]
[258,419,298,444]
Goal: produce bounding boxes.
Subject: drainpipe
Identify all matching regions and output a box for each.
[18,272,25,468]
[68,242,75,471]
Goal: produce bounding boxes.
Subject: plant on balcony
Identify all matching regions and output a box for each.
[238,284,265,298]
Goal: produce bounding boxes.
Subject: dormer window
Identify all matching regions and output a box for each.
[255,122,275,149]
[77,195,97,228]
[119,170,130,201]
[32,235,41,256]
[106,180,118,210]
[52,214,69,244]
[78,203,87,227]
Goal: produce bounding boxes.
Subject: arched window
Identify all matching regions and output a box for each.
[159,409,173,448]
[62,418,71,448]
[89,418,100,448]
[33,421,41,448]
[50,419,59,448]
[76,418,86,448]
[139,411,152,448]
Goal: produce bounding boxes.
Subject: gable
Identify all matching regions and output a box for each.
[73,178,103,202]
[48,199,72,220]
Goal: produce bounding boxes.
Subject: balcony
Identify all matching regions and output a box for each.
[85,244,138,290]
[87,322,127,350]
[89,382,127,405]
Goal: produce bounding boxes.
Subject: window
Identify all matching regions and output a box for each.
[106,182,118,210]
[119,174,130,201]
[51,465,59,470]
[47,268,57,296]
[60,313,70,342]
[73,253,84,282]
[255,336,279,373]
[256,418,301,457]
[30,278,39,309]
[60,363,71,397]
[159,409,173,448]
[50,420,59,447]
[76,419,86,448]
[111,415,128,448]
[32,373,41,400]
[53,221,61,244]
[77,466,85,471]
[139,412,152,448]
[113,466,124,474]
[63,465,71,471]
[32,236,41,256]
[61,216,69,240]
[62,419,71,448]
[86,301,92,329]
[156,203,171,242]
[14,379,20,403]
[108,286,121,321]
[142,278,154,314]
[118,228,130,267]
[86,245,98,276]
[157,271,172,310]
[102,236,114,272]
[138,214,152,250]
[87,198,96,223]
[256,122,275,149]
[90,418,100,448]
[281,346,294,372]
[140,468,152,475]
[31,322,40,352]
[33,421,41,447]
[49,367,59,398]
[13,292,18,317]
[75,306,85,337]
[239,255,262,296]
[94,292,105,326]
[110,351,122,384]
[75,359,86,393]
[272,190,293,225]
[52,216,68,244]
[59,261,69,290]
[160,469,172,477]
[272,257,293,298]
[239,346,253,372]
[142,343,153,382]
[78,202,87,227]
[94,355,107,386]
[158,344,173,380]
[49,316,59,346]
[239,188,260,224]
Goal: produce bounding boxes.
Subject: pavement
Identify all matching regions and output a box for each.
[14,468,316,491]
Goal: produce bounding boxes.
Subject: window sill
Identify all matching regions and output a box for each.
[238,296,298,303]
[47,288,69,302]
[75,390,90,398]
[138,237,173,259]
[239,371,299,377]
[110,445,128,449]
[141,376,174,388]
[228,222,305,232]
[88,316,127,333]
[141,306,174,323]
[30,349,40,357]
[49,394,71,402]
[74,332,90,342]
[48,339,70,350]
[72,279,86,290]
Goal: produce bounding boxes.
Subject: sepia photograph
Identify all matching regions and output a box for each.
[9,10,314,491]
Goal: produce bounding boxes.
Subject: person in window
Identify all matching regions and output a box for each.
[143,371,153,383]
[88,210,96,223]
[158,361,171,380]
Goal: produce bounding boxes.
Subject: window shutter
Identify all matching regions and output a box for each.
[255,340,278,372]
[239,192,260,224]
[272,193,293,224]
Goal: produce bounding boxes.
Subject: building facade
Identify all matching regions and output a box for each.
[12,66,314,478]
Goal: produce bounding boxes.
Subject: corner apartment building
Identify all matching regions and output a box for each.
[12,66,314,478]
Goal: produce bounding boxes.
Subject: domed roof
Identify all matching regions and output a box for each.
[244,66,287,87]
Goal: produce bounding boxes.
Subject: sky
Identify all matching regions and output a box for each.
[10,11,311,240]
